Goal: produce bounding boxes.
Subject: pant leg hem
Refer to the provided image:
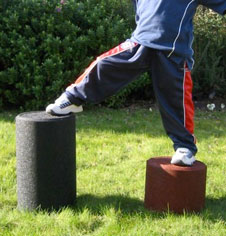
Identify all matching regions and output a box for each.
[65,91,84,106]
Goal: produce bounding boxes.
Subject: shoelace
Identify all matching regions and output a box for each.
[59,101,72,109]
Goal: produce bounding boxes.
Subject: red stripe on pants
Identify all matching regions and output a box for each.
[67,42,138,88]
[184,67,194,135]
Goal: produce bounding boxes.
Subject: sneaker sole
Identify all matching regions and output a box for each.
[46,104,83,116]
[47,109,72,116]
[47,108,83,116]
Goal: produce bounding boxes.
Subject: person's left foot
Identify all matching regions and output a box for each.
[46,93,83,115]
[171,148,196,166]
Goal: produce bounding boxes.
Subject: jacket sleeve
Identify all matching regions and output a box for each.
[200,0,226,15]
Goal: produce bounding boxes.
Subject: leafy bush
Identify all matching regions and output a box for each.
[0,0,133,110]
[0,2,225,110]
[192,6,226,100]
[105,72,151,108]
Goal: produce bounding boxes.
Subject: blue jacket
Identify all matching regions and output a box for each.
[130,0,226,69]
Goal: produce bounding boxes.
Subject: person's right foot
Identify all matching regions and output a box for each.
[171,148,196,166]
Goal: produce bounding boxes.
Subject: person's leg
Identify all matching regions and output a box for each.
[151,50,197,165]
[46,41,151,115]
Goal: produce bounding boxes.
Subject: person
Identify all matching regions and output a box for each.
[46,0,226,166]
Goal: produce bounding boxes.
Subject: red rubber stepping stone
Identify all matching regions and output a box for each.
[144,157,207,214]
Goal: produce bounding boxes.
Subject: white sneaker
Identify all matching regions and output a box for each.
[171,148,196,166]
[46,93,83,115]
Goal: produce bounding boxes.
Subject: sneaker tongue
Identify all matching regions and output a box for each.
[178,148,189,153]
[179,151,186,153]
[178,149,193,159]
[55,94,68,104]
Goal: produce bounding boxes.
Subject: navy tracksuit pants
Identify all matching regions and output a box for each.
[65,41,197,155]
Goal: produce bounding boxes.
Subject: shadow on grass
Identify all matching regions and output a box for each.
[71,194,226,222]
[205,197,226,221]
[73,194,163,218]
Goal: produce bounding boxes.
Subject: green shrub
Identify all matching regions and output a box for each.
[192,6,226,100]
[105,72,151,108]
[0,0,133,110]
[0,2,225,110]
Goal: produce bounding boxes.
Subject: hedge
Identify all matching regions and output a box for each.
[0,1,225,110]
[192,7,226,100]
[0,0,133,110]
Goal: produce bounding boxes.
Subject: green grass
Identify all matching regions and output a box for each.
[0,107,226,236]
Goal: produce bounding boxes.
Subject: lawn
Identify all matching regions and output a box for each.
[0,106,226,236]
